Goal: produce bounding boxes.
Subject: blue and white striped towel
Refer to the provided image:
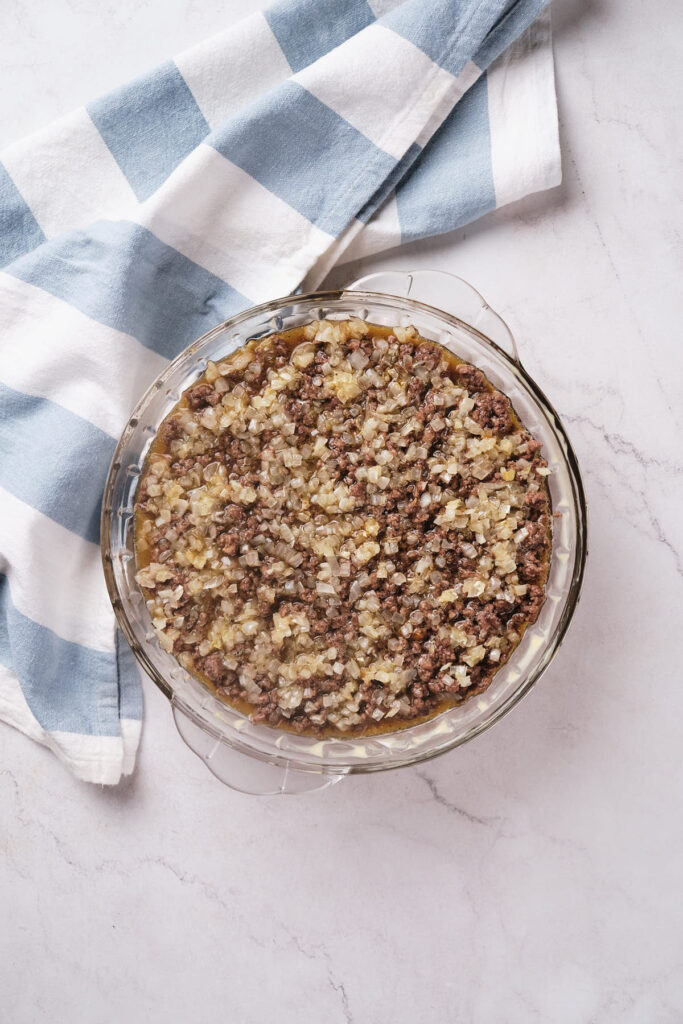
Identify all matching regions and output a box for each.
[0,0,560,784]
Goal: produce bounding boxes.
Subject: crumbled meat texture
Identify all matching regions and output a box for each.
[159,418,183,445]
[217,532,240,556]
[186,383,221,409]
[135,319,551,737]
[524,489,547,512]
[471,391,514,434]
[455,364,487,391]
[202,652,230,684]
[476,604,502,635]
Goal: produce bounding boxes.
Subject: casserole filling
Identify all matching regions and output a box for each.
[135,319,551,735]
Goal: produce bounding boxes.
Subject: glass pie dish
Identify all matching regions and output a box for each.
[102,270,587,795]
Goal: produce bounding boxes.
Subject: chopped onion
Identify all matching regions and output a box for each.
[348,349,369,371]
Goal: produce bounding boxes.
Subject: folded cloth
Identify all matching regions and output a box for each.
[0,0,560,784]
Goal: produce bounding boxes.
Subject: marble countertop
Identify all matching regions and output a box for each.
[2,2,682,1021]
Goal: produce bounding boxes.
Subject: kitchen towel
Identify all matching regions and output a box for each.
[0,0,560,784]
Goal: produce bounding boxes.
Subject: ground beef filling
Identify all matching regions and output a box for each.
[135,319,551,736]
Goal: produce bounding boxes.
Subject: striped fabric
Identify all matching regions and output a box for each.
[0,0,560,784]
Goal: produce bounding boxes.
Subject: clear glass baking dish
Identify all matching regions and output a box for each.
[102,270,587,795]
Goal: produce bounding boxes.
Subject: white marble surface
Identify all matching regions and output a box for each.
[2,1,683,1021]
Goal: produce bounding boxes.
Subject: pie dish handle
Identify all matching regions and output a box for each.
[171,700,343,795]
[344,269,521,367]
